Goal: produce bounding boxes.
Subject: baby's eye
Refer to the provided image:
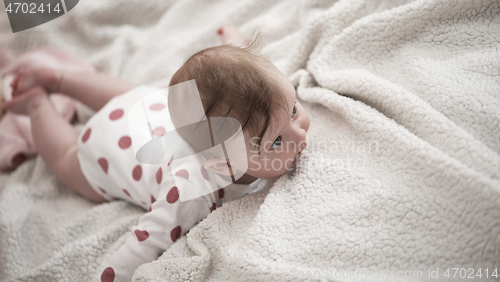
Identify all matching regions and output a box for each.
[291,105,297,118]
[270,136,282,150]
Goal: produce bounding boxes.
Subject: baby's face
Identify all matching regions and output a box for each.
[244,65,310,179]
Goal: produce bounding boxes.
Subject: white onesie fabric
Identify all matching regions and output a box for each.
[77,85,262,282]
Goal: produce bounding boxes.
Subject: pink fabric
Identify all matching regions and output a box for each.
[0,47,95,173]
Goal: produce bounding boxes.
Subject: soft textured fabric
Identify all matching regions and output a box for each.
[0,0,499,281]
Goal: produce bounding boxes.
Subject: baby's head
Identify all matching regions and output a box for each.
[168,40,310,180]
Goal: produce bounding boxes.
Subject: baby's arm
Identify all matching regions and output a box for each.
[98,186,214,281]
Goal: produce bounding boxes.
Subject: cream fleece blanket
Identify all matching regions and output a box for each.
[1,0,499,281]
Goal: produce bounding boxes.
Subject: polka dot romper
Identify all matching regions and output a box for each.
[77,85,263,282]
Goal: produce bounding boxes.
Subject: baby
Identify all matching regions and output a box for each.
[2,26,310,281]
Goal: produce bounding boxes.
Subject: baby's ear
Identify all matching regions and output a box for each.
[204,158,233,176]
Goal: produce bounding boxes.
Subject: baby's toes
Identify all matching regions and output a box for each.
[10,72,22,93]
[3,86,48,115]
[12,71,37,97]
[10,75,18,89]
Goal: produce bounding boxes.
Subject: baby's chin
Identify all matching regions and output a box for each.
[246,156,302,179]
[245,169,283,180]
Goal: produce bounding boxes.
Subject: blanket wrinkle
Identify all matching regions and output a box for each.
[1,0,499,281]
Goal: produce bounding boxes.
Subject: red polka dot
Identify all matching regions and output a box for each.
[151,195,156,204]
[218,189,225,199]
[135,229,149,242]
[98,158,108,174]
[109,109,124,120]
[200,166,210,181]
[99,187,107,194]
[152,127,166,137]
[123,189,131,197]
[149,103,166,111]
[118,136,132,149]
[210,202,216,212]
[148,206,152,212]
[156,167,162,184]
[101,267,115,282]
[166,187,179,203]
[141,201,146,205]
[82,128,91,143]
[168,155,174,166]
[132,165,142,181]
[175,169,189,179]
[171,226,181,242]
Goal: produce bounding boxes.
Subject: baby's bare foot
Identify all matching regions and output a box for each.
[2,86,49,115]
[217,25,250,47]
[11,68,60,97]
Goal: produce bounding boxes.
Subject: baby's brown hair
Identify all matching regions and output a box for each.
[168,32,288,153]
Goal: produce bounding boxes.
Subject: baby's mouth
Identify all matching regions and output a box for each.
[293,151,303,164]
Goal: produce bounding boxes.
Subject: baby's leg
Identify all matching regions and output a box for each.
[26,87,107,202]
[58,71,134,111]
[12,68,134,112]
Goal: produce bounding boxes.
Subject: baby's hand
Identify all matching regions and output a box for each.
[2,86,49,115]
[217,25,250,47]
[10,68,60,98]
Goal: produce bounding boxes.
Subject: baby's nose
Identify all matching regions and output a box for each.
[298,134,308,151]
[300,111,311,133]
